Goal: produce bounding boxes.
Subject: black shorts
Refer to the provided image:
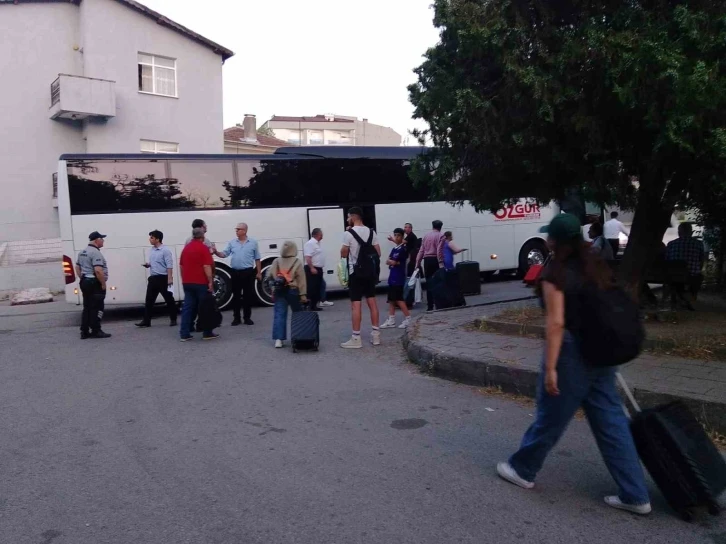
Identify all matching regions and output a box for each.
[387,285,405,303]
[349,274,377,301]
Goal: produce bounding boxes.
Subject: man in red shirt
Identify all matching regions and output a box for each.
[179,227,219,341]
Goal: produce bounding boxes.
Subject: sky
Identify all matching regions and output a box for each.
[136,0,441,143]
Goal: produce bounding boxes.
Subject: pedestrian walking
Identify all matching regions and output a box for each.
[215,223,262,326]
[666,222,705,310]
[380,228,411,329]
[304,228,325,311]
[415,220,446,311]
[588,221,614,261]
[497,213,651,516]
[75,231,111,339]
[136,230,177,327]
[604,211,629,258]
[443,231,465,270]
[179,228,219,341]
[340,206,381,349]
[268,241,308,348]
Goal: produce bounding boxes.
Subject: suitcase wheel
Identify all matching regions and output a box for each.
[708,502,721,516]
[680,508,695,522]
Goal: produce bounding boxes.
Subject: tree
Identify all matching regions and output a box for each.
[257,124,276,138]
[409,0,726,293]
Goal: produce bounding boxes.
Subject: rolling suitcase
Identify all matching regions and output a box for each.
[431,269,466,310]
[456,252,481,296]
[617,373,726,521]
[290,307,320,352]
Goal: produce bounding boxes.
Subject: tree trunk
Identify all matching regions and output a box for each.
[719,225,726,286]
[617,189,672,299]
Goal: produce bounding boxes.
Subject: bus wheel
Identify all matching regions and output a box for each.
[214,267,233,310]
[254,261,275,307]
[518,240,548,276]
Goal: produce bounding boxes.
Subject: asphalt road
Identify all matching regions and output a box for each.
[0,280,723,544]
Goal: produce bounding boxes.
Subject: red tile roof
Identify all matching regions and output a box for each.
[224,126,289,148]
[270,115,354,123]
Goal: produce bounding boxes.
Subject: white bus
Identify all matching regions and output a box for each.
[58,147,557,309]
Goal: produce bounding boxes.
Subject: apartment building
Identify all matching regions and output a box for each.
[260,114,402,147]
[224,115,289,155]
[0,0,233,294]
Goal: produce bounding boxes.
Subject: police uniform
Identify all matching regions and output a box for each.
[77,232,110,338]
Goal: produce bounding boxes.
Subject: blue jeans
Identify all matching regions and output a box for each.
[509,331,650,505]
[272,288,301,341]
[320,275,327,302]
[180,284,213,338]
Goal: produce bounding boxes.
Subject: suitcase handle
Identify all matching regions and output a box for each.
[615,372,642,416]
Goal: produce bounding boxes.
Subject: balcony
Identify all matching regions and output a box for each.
[49,74,116,121]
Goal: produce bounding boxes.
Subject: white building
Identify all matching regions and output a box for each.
[260,115,402,147]
[0,0,233,295]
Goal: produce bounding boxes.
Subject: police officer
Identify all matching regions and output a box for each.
[75,231,111,339]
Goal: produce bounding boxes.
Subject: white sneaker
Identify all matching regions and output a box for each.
[341,336,362,349]
[398,318,411,329]
[604,496,651,515]
[371,330,381,346]
[379,317,396,329]
[274,339,283,349]
[496,462,534,490]
[320,301,334,307]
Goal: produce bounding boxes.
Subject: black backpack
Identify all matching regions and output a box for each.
[578,284,644,367]
[348,228,380,282]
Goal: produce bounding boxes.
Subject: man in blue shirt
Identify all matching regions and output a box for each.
[136,230,177,327]
[215,222,262,325]
[380,228,412,330]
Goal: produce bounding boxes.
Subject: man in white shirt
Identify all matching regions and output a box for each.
[604,211,629,258]
[304,228,326,311]
[340,206,381,349]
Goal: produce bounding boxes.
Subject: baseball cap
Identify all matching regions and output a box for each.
[88,231,107,241]
[539,214,582,242]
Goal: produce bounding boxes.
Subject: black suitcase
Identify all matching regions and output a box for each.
[431,269,466,310]
[290,309,319,352]
[456,258,481,296]
[617,374,726,521]
[197,292,222,331]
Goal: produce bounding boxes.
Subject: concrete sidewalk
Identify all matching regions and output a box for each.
[404,301,726,435]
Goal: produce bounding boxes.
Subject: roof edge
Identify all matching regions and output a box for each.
[113,0,234,61]
[2,0,234,61]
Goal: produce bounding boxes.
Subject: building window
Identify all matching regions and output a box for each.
[138,53,177,97]
[141,140,179,154]
[309,131,323,145]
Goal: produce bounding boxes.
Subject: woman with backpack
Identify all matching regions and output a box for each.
[266,241,307,348]
[497,213,651,515]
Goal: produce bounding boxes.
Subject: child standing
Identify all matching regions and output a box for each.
[380,228,412,329]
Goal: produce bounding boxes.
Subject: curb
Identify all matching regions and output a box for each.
[477,318,726,362]
[404,316,726,435]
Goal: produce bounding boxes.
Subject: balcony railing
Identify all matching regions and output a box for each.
[50,78,60,107]
[49,74,116,120]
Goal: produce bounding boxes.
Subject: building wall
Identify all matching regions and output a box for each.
[0,3,84,244]
[223,142,277,155]
[79,0,224,154]
[0,0,226,295]
[264,118,401,146]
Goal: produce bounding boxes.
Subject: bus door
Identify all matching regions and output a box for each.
[307,207,346,287]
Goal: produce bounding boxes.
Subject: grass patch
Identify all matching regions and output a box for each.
[491,305,544,325]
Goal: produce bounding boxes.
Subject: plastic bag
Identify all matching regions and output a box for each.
[337,258,349,288]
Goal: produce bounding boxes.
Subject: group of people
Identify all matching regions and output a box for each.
[588,211,706,309]
[75,209,461,347]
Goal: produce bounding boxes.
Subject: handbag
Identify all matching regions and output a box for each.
[337,258,349,288]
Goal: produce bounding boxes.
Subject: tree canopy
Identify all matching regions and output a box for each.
[409,0,726,286]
